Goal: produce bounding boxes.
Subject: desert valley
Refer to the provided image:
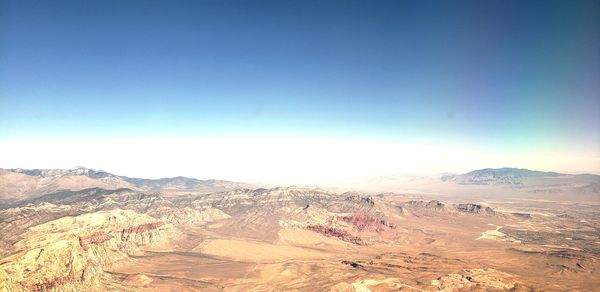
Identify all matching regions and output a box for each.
[2,0,599,291]
[0,167,598,291]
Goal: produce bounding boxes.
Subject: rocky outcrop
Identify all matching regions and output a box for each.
[0,209,178,292]
[345,195,375,206]
[341,260,363,269]
[160,206,230,225]
[338,214,396,232]
[327,194,401,223]
[0,202,81,257]
[174,186,334,216]
[305,225,363,245]
[79,232,113,250]
[122,222,164,238]
[433,268,525,290]
[401,200,446,210]
[25,275,69,291]
[456,203,495,215]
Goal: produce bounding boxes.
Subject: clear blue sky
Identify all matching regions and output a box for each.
[1,0,599,175]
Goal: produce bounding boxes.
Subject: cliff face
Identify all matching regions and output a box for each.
[396,200,506,218]
[0,209,177,292]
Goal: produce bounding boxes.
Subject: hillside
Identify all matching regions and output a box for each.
[0,167,254,200]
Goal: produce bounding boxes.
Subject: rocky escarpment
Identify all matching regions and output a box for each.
[121,221,165,243]
[456,203,496,215]
[399,200,446,211]
[0,188,232,257]
[15,187,172,213]
[328,194,404,225]
[0,209,178,292]
[329,195,377,213]
[397,200,514,220]
[338,214,396,232]
[295,212,398,245]
[305,225,364,245]
[190,188,406,245]
[433,268,525,290]
[175,186,335,214]
[79,232,113,250]
[0,202,82,257]
[159,206,231,225]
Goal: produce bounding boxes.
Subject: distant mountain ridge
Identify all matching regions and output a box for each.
[3,166,599,201]
[0,167,254,200]
[11,167,114,178]
[441,167,589,185]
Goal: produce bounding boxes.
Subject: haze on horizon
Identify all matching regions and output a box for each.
[1,0,599,184]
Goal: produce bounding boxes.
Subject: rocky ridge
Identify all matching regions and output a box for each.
[441,167,563,185]
[0,167,253,200]
[0,188,230,257]
[0,209,177,291]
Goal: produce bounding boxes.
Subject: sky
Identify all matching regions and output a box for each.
[0,0,599,183]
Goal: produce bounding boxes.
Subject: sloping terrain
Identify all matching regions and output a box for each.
[441,168,563,185]
[0,183,599,291]
[439,168,600,201]
[0,167,253,200]
[0,209,178,291]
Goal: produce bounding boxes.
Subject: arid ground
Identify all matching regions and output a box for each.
[0,168,599,291]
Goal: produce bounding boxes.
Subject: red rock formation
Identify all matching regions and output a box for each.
[79,232,113,250]
[305,225,363,245]
[120,221,164,241]
[338,214,396,232]
[123,222,164,234]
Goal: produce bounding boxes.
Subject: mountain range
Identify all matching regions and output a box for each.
[441,167,565,185]
[0,167,254,201]
[0,166,599,290]
[3,166,599,202]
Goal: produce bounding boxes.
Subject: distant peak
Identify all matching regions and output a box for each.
[442,167,564,185]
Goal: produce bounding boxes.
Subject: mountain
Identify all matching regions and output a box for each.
[0,187,227,258]
[437,168,600,201]
[0,209,178,291]
[442,167,568,185]
[0,182,599,290]
[121,176,247,194]
[0,167,254,200]
[9,167,120,180]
